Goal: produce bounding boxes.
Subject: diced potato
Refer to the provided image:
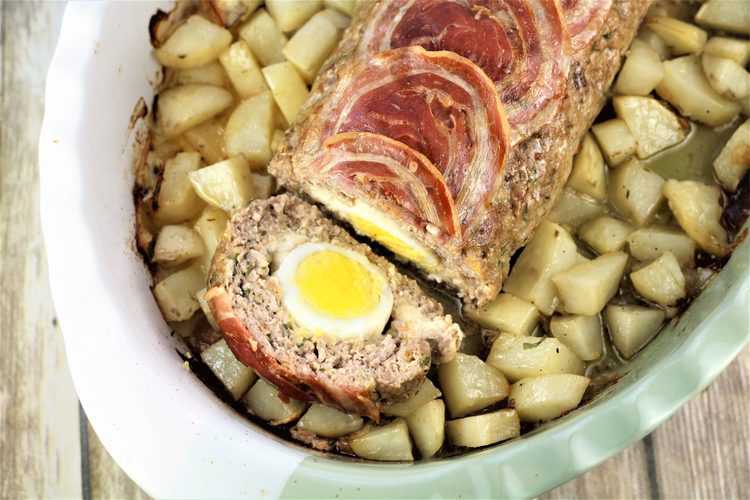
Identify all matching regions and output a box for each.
[547,188,607,231]
[606,305,665,359]
[239,9,288,66]
[702,55,750,100]
[568,133,607,201]
[465,293,539,336]
[251,173,275,199]
[207,0,263,27]
[156,84,233,138]
[637,27,671,60]
[615,40,665,96]
[182,119,226,164]
[714,120,750,192]
[155,152,205,225]
[193,206,230,274]
[266,0,323,32]
[549,315,603,361]
[224,92,275,167]
[656,56,741,127]
[405,399,445,458]
[503,221,578,315]
[663,180,729,257]
[154,15,233,69]
[153,264,204,321]
[631,252,686,307]
[645,17,707,56]
[552,252,629,316]
[201,339,256,400]
[438,353,509,418]
[350,419,413,461]
[283,12,340,83]
[695,0,750,35]
[153,225,205,266]
[383,379,441,417]
[487,334,584,382]
[613,96,688,159]
[509,374,590,423]
[608,159,665,226]
[319,8,351,29]
[196,287,220,330]
[324,0,356,16]
[189,156,254,212]
[627,226,696,267]
[579,216,633,255]
[296,404,363,438]
[446,409,520,448]
[173,61,229,87]
[244,378,306,425]
[219,41,268,98]
[591,118,637,166]
[704,37,750,66]
[263,62,310,124]
[271,129,286,153]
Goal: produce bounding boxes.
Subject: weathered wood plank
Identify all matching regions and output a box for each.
[0,1,82,498]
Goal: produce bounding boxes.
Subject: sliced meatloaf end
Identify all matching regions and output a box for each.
[206,194,463,420]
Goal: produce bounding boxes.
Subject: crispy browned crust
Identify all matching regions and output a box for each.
[269,0,653,306]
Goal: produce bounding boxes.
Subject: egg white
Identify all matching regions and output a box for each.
[274,242,394,342]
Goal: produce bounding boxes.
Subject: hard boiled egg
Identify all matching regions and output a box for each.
[274,242,393,341]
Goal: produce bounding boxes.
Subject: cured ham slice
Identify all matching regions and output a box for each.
[560,0,614,50]
[358,0,568,143]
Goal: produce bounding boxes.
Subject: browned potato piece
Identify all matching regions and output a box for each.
[262,62,310,124]
[446,410,520,448]
[219,41,268,98]
[627,226,696,267]
[613,96,688,159]
[487,334,584,382]
[614,40,664,96]
[193,206,229,274]
[608,159,665,227]
[283,12,340,83]
[591,118,636,167]
[153,225,205,266]
[405,399,445,458]
[154,15,232,69]
[606,305,665,359]
[438,353,509,418]
[350,419,413,461]
[552,252,629,316]
[631,252,687,306]
[244,378,306,425]
[201,339,257,399]
[509,374,590,423]
[153,264,205,322]
[695,0,750,36]
[188,156,255,212]
[663,180,729,257]
[464,293,540,336]
[568,133,607,201]
[239,9,288,66]
[704,37,750,66]
[155,152,205,225]
[296,404,363,438]
[713,120,750,192]
[645,17,707,55]
[156,84,233,138]
[224,92,275,168]
[182,119,226,164]
[549,315,603,361]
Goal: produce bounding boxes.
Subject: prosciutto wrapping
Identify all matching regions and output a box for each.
[270,0,652,305]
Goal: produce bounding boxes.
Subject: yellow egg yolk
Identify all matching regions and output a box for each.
[349,215,438,271]
[294,250,381,319]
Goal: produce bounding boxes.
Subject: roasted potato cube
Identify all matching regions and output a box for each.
[614,40,665,96]
[244,378,306,425]
[591,118,637,166]
[609,159,665,226]
[155,152,205,225]
[579,216,633,255]
[549,315,603,361]
[663,180,729,257]
[172,61,229,87]
[606,304,665,359]
[189,156,255,212]
[637,27,670,60]
[153,225,205,266]
[568,133,607,201]
[351,419,413,461]
[182,119,226,164]
[207,0,263,27]
[324,0,356,16]
[383,379,441,417]
[201,339,257,399]
[714,120,750,192]
[509,374,590,423]
[446,409,520,448]
[656,56,740,127]
[193,206,230,274]
[239,9,288,66]
[487,334,584,382]
[695,0,750,35]
[266,0,323,32]
[196,287,220,330]
[465,293,540,336]
[645,17,707,56]
[704,37,750,66]
[627,226,696,267]
[547,188,607,231]
[224,92,275,167]
[283,12,340,83]
[702,54,750,100]
[438,353,509,418]
[631,252,687,306]
[156,84,233,138]
[405,399,445,459]
[153,264,204,321]
[613,96,688,159]
[263,62,310,124]
[552,252,629,316]
[296,404,363,438]
[154,15,232,69]
[219,41,268,98]
[503,221,578,315]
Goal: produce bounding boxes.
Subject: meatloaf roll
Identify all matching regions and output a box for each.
[269,0,652,306]
[206,194,463,420]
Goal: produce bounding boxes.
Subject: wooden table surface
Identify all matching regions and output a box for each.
[1,2,748,498]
